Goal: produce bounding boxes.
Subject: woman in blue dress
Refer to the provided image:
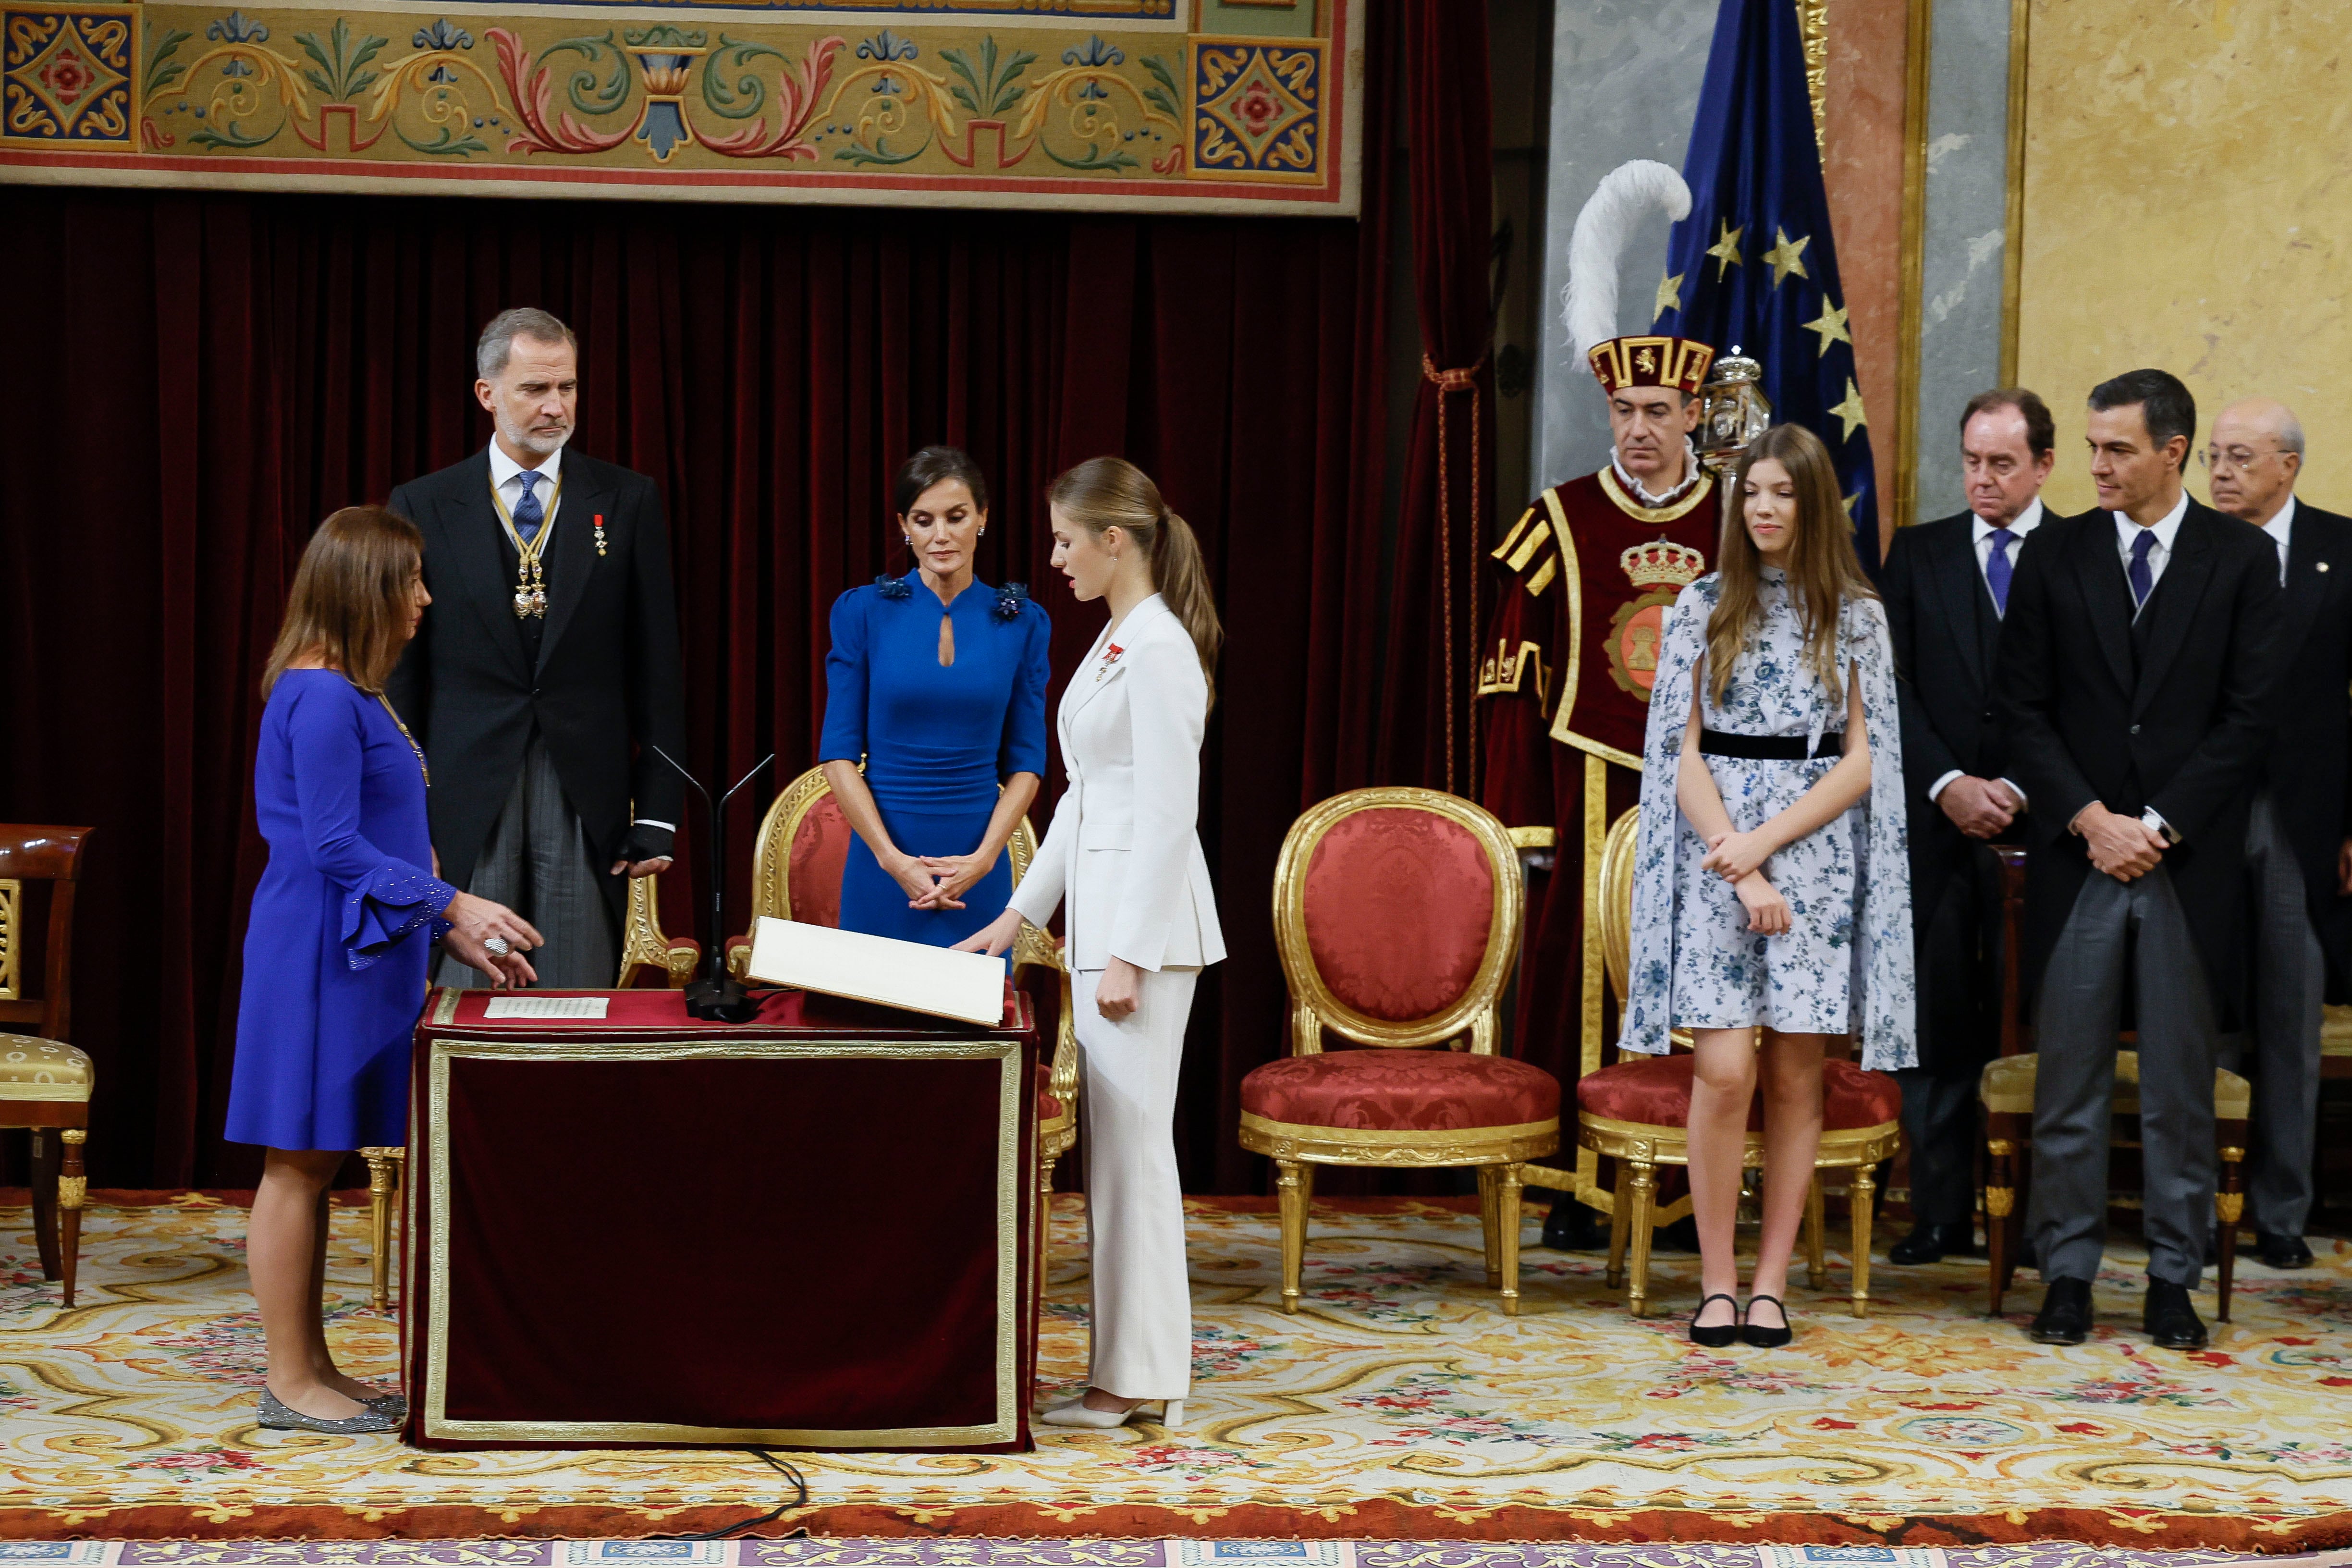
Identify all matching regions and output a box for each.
[821,447,1052,945]
[226,506,541,1434]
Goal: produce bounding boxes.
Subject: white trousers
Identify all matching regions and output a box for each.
[1071,965,1198,1401]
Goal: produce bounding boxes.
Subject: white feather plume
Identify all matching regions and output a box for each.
[1562,160,1693,375]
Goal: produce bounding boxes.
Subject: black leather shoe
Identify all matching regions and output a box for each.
[1889,1222,1974,1265]
[2144,1279,2208,1350]
[1688,1293,1740,1348]
[1543,1198,1605,1252]
[2255,1232,2314,1270]
[2029,1277,2093,1344]
[1740,1294,1794,1348]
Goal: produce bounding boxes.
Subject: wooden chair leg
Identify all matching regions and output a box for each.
[1274,1159,1312,1314]
[1985,1132,2015,1317]
[1625,1158,1659,1319]
[1805,1171,1826,1292]
[58,1128,86,1309]
[1849,1159,1876,1319]
[1477,1165,1503,1287]
[362,1149,398,1312]
[2217,1138,2245,1324]
[1605,1164,1631,1288]
[27,1129,61,1281]
[1497,1163,1525,1315]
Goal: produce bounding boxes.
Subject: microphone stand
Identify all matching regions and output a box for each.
[650,746,773,1023]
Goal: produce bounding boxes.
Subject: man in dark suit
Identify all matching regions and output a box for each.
[1881,388,2056,1265]
[388,308,686,989]
[1996,368,2281,1350]
[2206,396,2352,1271]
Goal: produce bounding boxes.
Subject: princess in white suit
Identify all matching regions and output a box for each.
[958,455,1225,1431]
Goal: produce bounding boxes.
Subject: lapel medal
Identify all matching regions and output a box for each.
[1095,643,1125,683]
[594,513,608,557]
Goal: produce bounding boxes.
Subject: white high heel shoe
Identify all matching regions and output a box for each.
[1039,1396,1184,1429]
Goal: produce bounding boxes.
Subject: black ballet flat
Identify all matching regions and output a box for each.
[1688,1293,1741,1348]
[1740,1294,1794,1348]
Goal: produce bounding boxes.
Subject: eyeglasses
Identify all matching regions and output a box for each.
[2199,445,2278,473]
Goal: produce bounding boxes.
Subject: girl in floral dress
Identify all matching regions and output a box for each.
[1619,423,1915,1348]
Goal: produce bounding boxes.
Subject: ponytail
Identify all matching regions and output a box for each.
[1048,456,1224,704]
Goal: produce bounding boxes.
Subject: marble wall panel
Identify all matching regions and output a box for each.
[1823,0,1909,532]
[2016,0,2352,515]
[1913,0,2014,521]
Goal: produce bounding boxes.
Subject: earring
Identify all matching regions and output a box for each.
[978,526,986,536]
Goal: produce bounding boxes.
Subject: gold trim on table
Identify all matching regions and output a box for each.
[421,1034,1024,1447]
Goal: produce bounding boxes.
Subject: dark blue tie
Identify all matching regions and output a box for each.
[1985,527,2017,615]
[2129,527,2156,609]
[513,470,544,543]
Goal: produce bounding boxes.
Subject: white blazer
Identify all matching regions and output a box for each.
[1008,594,1225,972]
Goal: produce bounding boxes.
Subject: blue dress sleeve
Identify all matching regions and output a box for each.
[283,682,458,970]
[999,602,1051,780]
[818,588,870,766]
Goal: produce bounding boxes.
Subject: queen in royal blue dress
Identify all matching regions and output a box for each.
[820,450,1051,945]
[819,570,1052,945]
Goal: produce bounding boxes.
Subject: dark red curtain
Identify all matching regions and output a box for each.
[1382,0,1497,797]
[0,160,1397,1189]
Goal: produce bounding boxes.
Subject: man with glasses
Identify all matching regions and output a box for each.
[2205,398,2351,1271]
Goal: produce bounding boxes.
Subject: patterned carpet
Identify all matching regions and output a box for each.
[2,1197,2350,1550]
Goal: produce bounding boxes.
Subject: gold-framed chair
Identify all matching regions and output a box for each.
[1566,807,1903,1320]
[1237,787,1560,1316]
[714,766,1083,1323]
[0,825,96,1308]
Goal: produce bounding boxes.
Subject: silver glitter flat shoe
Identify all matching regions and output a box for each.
[365,1392,408,1421]
[257,1388,399,1434]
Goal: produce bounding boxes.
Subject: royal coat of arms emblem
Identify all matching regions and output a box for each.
[1605,539,1706,700]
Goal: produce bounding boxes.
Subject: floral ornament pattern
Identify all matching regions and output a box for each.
[993,582,1029,622]
[874,574,914,601]
[7,1198,2348,1544]
[1619,569,1916,1070]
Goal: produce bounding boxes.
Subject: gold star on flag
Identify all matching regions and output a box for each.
[1829,377,1869,441]
[1655,270,1685,319]
[1762,226,1812,287]
[1705,220,1744,281]
[1842,490,1861,518]
[1802,297,1851,356]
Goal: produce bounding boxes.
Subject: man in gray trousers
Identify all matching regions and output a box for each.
[1995,369,2282,1350]
[2207,396,2352,1272]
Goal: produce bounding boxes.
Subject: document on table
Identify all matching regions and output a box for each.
[744,916,1006,1026]
[482,995,611,1020]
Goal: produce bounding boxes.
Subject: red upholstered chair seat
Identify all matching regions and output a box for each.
[1241,1049,1559,1131]
[1578,1054,1900,1132]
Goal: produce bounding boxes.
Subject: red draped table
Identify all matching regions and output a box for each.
[401,985,1040,1451]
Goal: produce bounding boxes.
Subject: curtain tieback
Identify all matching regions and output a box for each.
[1422,351,1487,796]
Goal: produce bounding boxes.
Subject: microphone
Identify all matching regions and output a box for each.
[649,745,773,1023]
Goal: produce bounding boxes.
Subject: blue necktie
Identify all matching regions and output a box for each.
[513,470,544,543]
[1985,527,2017,615]
[2128,527,2156,609]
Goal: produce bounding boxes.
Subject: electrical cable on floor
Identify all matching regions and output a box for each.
[651,1449,810,1540]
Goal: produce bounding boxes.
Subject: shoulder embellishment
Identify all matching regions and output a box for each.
[994,582,1029,621]
[874,575,913,600]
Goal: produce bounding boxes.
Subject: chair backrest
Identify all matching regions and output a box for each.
[1272,787,1520,1055]
[0,825,94,1043]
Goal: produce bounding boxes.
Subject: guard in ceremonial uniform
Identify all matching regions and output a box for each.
[1477,332,1722,1244]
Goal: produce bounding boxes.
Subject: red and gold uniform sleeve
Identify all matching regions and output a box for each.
[1476,501,1568,843]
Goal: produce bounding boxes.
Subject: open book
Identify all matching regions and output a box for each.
[743,915,1007,1027]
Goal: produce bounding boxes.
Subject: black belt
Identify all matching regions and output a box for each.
[1700,728,1843,760]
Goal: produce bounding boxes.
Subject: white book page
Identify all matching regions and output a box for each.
[744,916,1005,1026]
[482,995,612,1020]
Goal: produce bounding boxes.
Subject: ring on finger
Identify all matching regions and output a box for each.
[484,936,511,957]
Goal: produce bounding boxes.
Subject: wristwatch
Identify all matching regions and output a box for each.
[2139,808,2181,847]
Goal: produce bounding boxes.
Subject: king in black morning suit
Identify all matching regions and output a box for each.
[386,443,686,986]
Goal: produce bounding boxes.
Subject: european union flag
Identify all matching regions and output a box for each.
[1653,0,1880,569]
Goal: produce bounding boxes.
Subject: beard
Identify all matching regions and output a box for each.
[498,411,572,460]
